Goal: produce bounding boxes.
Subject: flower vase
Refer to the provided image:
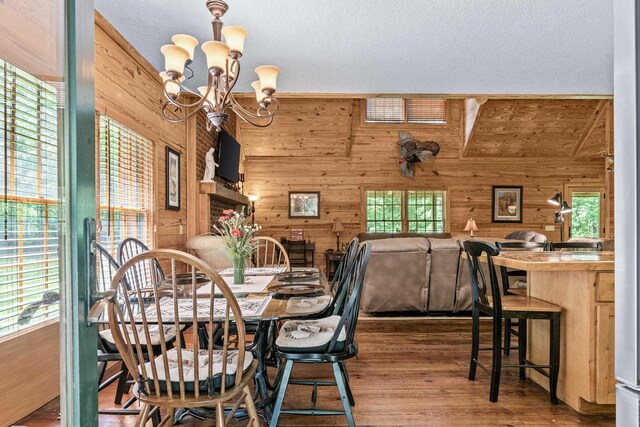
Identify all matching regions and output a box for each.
[232,256,245,285]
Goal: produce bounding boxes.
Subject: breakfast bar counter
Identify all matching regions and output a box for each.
[491,251,615,414]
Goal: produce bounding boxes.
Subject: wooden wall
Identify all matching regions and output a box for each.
[241,98,611,268]
[95,13,188,251]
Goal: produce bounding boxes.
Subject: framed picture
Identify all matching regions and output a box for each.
[166,147,181,210]
[492,186,523,223]
[289,191,320,219]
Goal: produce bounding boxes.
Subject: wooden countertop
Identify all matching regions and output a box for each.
[463,251,614,272]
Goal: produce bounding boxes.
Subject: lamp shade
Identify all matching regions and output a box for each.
[171,34,198,61]
[160,44,190,74]
[464,218,478,232]
[332,218,345,233]
[255,65,279,91]
[251,80,266,103]
[548,193,562,206]
[159,72,184,96]
[221,26,248,54]
[560,201,573,214]
[197,86,216,104]
[201,41,231,71]
[248,194,259,202]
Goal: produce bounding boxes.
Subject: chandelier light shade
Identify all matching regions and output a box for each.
[251,81,266,103]
[255,65,280,91]
[171,34,199,61]
[161,45,190,74]
[159,0,281,132]
[160,72,185,96]
[220,26,248,54]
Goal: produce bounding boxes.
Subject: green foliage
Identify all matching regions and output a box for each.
[571,195,600,238]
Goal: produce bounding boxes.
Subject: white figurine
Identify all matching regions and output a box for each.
[202,148,219,182]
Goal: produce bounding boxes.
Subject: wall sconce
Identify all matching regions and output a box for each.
[248,194,259,226]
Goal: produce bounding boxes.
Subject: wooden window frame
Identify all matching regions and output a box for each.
[563,183,606,239]
[361,98,451,129]
[361,186,450,233]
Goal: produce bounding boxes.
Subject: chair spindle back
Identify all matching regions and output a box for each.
[463,240,502,316]
[251,236,290,270]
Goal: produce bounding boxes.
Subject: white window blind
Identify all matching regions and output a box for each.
[365,98,405,123]
[365,98,447,124]
[0,59,60,337]
[98,115,154,256]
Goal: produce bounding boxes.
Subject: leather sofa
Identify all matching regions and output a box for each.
[361,237,472,314]
[358,232,453,241]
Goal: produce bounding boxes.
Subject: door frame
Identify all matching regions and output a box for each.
[60,0,98,425]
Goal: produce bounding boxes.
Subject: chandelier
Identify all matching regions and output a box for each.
[159,0,280,132]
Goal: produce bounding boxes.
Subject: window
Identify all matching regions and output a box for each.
[98,116,154,256]
[570,192,601,238]
[365,190,446,233]
[366,98,447,124]
[0,59,60,337]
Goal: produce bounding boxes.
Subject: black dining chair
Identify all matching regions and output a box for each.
[495,241,550,355]
[464,240,561,404]
[270,242,372,427]
[551,241,602,251]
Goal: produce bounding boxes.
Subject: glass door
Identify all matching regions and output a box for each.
[0,1,98,425]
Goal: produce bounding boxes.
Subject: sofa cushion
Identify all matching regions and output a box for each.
[361,238,430,313]
[428,239,462,311]
[276,315,346,353]
[504,230,548,243]
[357,232,452,242]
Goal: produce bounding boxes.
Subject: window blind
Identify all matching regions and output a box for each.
[0,59,60,337]
[365,98,447,124]
[98,115,154,257]
[406,99,447,123]
[365,98,405,123]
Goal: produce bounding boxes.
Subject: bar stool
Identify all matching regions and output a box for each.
[464,240,562,404]
[496,241,551,355]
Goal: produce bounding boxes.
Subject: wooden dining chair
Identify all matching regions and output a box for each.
[117,237,165,292]
[107,249,259,426]
[495,241,550,355]
[252,236,290,270]
[464,240,561,404]
[270,242,372,427]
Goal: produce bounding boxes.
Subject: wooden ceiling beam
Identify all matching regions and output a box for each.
[572,99,608,156]
[232,92,612,100]
[461,98,487,157]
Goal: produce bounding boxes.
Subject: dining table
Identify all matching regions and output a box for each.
[104,266,333,423]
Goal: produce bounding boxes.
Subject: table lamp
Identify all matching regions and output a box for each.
[332,218,345,251]
[464,218,478,238]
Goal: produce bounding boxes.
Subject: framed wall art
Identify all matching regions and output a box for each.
[492,185,523,223]
[289,191,320,219]
[166,147,181,210]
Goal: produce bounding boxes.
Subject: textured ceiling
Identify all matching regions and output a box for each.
[95,0,613,95]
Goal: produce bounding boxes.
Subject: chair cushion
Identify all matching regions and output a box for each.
[99,325,177,353]
[276,315,346,353]
[285,295,332,315]
[142,348,254,392]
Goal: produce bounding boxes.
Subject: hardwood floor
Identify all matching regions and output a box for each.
[18,319,615,426]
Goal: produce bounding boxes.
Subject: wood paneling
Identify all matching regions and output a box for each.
[0,321,59,426]
[573,100,610,157]
[464,99,601,157]
[242,99,609,268]
[239,98,353,157]
[95,13,188,251]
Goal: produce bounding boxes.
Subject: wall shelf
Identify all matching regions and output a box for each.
[199,181,249,205]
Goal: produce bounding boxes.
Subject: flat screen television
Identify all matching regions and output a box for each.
[215,130,240,183]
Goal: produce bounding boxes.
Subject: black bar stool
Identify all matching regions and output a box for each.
[464,240,562,404]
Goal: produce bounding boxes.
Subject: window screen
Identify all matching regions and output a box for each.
[366,98,447,124]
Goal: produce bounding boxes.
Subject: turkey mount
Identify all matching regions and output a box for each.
[397,131,440,179]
